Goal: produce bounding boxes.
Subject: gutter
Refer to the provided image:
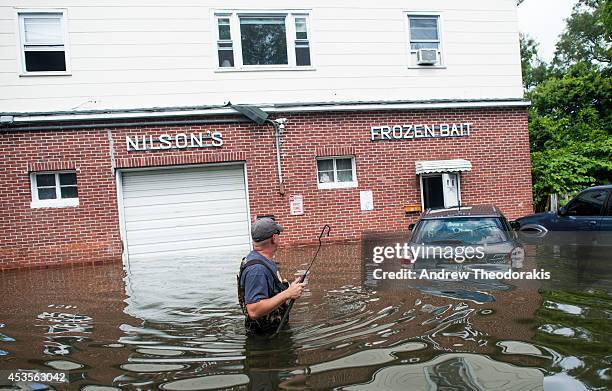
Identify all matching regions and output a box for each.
[0,99,531,127]
[0,118,250,132]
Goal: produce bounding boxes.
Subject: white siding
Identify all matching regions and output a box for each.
[0,0,524,113]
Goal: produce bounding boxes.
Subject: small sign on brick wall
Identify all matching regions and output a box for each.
[289,194,304,215]
[360,190,374,211]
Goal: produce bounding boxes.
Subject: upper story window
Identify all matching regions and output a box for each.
[215,11,311,70]
[30,171,79,208]
[17,10,70,75]
[407,14,443,67]
[316,156,358,189]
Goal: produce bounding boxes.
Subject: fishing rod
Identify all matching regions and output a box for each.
[273,224,331,336]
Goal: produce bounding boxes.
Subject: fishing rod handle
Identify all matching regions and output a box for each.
[276,299,295,334]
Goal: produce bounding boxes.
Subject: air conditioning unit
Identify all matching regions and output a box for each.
[416,49,438,65]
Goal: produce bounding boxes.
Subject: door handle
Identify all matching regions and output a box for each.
[589,220,597,225]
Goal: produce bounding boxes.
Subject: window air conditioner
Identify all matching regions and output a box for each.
[416,49,438,65]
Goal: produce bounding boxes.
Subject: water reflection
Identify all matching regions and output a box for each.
[0,238,610,390]
[36,310,93,356]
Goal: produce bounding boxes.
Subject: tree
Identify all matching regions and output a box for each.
[520,33,549,90]
[528,63,612,209]
[553,0,611,69]
[524,0,612,210]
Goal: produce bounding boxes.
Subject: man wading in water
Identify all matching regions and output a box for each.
[237,217,305,334]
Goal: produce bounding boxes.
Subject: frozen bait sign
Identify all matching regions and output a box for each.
[370,123,472,141]
[126,132,223,151]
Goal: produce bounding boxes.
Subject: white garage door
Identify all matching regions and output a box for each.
[120,164,251,261]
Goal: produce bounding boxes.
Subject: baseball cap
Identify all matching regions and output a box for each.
[251,217,284,242]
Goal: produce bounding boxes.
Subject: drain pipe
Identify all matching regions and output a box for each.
[267,118,287,196]
[229,104,287,196]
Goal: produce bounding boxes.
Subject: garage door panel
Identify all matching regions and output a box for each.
[123,177,245,197]
[123,170,244,188]
[128,234,251,257]
[123,198,247,221]
[123,166,243,184]
[122,189,247,208]
[125,211,248,231]
[128,220,245,244]
[128,243,251,261]
[121,165,250,261]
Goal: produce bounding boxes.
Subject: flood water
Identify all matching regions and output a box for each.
[0,238,610,390]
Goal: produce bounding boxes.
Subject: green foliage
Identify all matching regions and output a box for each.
[531,140,612,208]
[521,0,612,210]
[553,0,611,69]
[520,34,549,90]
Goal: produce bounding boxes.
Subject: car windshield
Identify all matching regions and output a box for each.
[413,217,509,245]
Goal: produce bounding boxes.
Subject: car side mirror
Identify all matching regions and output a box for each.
[509,220,520,230]
[558,206,567,216]
[408,223,415,231]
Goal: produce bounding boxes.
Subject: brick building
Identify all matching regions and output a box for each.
[0,1,532,269]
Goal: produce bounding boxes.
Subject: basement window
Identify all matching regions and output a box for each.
[17,10,70,75]
[316,156,358,189]
[30,171,79,208]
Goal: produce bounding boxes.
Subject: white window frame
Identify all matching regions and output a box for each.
[419,172,462,210]
[405,12,445,69]
[15,9,71,76]
[212,9,314,72]
[293,13,312,67]
[30,171,79,209]
[316,156,358,190]
[215,14,235,68]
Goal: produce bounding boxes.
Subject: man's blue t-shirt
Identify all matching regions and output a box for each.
[239,250,286,305]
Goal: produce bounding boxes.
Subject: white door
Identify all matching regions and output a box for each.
[442,173,460,208]
[119,164,251,262]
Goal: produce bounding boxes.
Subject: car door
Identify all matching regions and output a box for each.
[560,188,608,231]
[557,188,609,246]
[597,190,612,246]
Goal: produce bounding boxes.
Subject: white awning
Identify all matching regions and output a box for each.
[415,159,472,175]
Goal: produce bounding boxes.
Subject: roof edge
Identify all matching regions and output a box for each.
[1,98,530,126]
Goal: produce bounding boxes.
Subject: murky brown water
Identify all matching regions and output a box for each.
[0,239,610,390]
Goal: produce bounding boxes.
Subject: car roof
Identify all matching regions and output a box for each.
[421,204,503,219]
[583,184,612,191]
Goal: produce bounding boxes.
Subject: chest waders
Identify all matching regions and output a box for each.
[237,258,290,334]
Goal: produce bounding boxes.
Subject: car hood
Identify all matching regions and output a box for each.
[516,211,555,224]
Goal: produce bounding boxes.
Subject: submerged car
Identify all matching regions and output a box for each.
[515,185,612,248]
[407,204,524,267]
[516,185,612,234]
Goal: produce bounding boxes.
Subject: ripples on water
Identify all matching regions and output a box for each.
[0,241,610,390]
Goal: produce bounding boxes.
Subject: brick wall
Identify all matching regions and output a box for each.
[0,107,532,270]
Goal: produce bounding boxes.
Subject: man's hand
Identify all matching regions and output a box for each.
[284,277,305,300]
[246,276,305,319]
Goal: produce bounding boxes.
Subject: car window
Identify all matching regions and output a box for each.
[413,217,508,245]
[566,189,609,216]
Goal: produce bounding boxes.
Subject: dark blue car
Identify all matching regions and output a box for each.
[516,185,612,234]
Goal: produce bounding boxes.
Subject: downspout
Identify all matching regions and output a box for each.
[229,103,287,196]
[106,129,116,176]
[266,118,287,196]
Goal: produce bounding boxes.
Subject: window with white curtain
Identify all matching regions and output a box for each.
[18,11,69,74]
[316,156,358,189]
